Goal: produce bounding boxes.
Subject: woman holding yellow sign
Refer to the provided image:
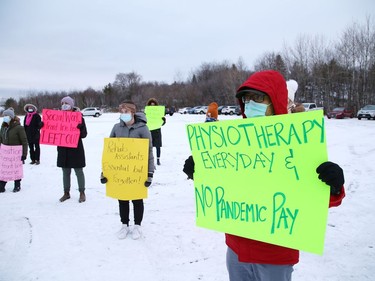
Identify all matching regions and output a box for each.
[101,101,155,240]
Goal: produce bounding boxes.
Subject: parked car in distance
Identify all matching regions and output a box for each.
[165,106,176,116]
[357,104,375,120]
[187,106,199,114]
[326,107,354,119]
[218,105,225,115]
[192,106,207,114]
[221,105,237,115]
[302,103,324,111]
[178,107,192,114]
[81,107,102,117]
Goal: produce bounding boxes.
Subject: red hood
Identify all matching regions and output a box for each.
[237,70,288,118]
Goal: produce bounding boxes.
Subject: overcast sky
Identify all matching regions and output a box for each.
[0,0,374,98]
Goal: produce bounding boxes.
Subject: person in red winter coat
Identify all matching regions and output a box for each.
[184,70,345,281]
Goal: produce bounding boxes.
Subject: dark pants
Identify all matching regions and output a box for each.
[62,168,85,192]
[28,142,40,161]
[155,147,161,158]
[118,199,144,226]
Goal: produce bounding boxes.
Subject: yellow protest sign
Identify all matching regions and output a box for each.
[186,110,329,254]
[102,138,149,200]
[144,106,165,131]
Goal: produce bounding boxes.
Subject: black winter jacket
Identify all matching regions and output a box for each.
[23,113,42,144]
[57,117,87,168]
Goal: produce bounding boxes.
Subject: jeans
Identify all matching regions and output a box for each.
[226,247,293,281]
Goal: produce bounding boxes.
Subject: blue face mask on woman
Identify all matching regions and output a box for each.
[244,100,269,118]
[61,104,72,111]
[120,113,132,123]
[3,116,11,124]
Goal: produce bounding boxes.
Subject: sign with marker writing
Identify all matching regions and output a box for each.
[144,105,165,131]
[102,138,149,200]
[0,145,23,181]
[186,110,329,254]
[40,109,82,148]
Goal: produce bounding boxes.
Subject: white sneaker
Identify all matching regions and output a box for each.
[117,225,130,239]
[132,225,142,240]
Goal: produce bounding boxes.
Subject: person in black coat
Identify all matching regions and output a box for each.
[146,98,166,166]
[57,96,87,203]
[23,104,42,164]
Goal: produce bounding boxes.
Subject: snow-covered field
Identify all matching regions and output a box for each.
[0,113,374,281]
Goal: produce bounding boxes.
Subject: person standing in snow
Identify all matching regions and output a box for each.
[101,101,155,240]
[205,102,219,122]
[0,108,28,193]
[56,96,87,203]
[146,98,165,166]
[23,104,42,165]
[183,70,346,281]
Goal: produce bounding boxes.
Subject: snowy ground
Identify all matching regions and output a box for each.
[0,113,374,281]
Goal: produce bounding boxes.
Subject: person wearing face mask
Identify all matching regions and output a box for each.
[0,108,28,193]
[56,96,88,203]
[100,101,155,240]
[23,104,42,165]
[184,70,346,281]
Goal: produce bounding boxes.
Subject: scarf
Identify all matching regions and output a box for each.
[25,112,36,126]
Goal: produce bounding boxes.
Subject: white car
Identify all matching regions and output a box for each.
[178,107,192,114]
[81,107,102,117]
[221,105,237,115]
[357,104,375,120]
[194,106,207,114]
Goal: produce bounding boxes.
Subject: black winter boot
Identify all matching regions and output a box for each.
[0,181,6,193]
[13,181,21,192]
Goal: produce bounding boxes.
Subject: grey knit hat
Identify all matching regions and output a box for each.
[2,108,15,119]
[61,96,75,107]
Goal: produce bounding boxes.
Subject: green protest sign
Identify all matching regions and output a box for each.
[186,110,329,254]
[144,106,165,131]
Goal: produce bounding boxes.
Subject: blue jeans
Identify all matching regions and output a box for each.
[226,247,293,281]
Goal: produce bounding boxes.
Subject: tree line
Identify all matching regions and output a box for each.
[4,17,375,115]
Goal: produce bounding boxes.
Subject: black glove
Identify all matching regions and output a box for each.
[316,161,344,195]
[144,173,153,187]
[183,155,195,180]
[21,155,26,164]
[162,117,166,126]
[77,123,84,129]
[39,121,44,128]
[100,172,108,184]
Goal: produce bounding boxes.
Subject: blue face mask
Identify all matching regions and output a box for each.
[61,104,72,111]
[244,100,269,118]
[120,113,132,123]
[3,116,11,124]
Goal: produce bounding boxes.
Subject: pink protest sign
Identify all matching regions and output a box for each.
[0,145,23,181]
[40,109,82,148]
